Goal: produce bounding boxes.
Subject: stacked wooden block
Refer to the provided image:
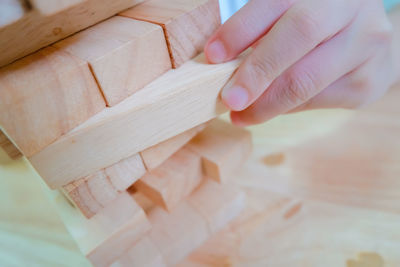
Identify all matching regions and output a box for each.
[0,0,254,265]
[52,118,252,266]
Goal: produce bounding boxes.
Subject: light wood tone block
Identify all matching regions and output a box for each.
[140,123,206,170]
[49,191,150,267]
[131,190,156,214]
[0,0,29,27]
[0,0,144,67]
[30,0,84,15]
[29,52,244,189]
[147,202,210,266]
[0,46,105,157]
[119,182,244,266]
[119,0,221,68]
[111,237,167,267]
[188,179,245,233]
[0,130,22,159]
[63,154,146,218]
[135,147,203,211]
[103,154,146,191]
[54,16,171,106]
[187,119,253,183]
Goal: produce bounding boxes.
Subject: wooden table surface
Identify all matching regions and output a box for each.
[1,83,400,267]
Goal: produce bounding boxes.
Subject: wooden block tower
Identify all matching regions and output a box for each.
[0,0,253,266]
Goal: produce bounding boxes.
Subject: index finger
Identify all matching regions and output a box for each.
[205,0,295,64]
[221,0,361,111]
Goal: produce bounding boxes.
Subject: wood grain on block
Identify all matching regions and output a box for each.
[0,0,144,67]
[54,16,171,106]
[0,46,105,157]
[187,119,253,183]
[135,147,203,211]
[147,202,210,266]
[188,180,245,233]
[0,130,22,159]
[63,154,146,218]
[140,123,206,170]
[50,191,150,267]
[29,52,244,189]
[30,0,84,15]
[119,0,221,68]
[111,237,166,267]
[0,0,29,27]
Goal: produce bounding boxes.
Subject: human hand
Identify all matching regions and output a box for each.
[205,0,399,126]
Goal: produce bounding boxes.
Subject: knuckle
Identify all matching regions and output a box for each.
[375,24,393,45]
[247,54,278,81]
[367,18,394,46]
[288,7,320,43]
[349,75,376,107]
[280,69,317,105]
[351,75,374,93]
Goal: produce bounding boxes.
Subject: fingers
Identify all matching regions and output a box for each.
[291,48,394,112]
[229,13,379,126]
[221,0,361,111]
[205,0,296,64]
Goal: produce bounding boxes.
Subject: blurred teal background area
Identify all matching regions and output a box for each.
[386,0,400,10]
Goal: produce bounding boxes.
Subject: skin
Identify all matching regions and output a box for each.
[205,0,400,126]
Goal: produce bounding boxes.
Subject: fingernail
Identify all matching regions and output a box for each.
[206,40,226,63]
[222,84,249,111]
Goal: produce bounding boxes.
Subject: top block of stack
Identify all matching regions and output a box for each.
[53,16,172,106]
[0,0,147,67]
[120,0,221,68]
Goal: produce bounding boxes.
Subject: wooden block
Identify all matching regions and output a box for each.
[0,130,22,159]
[120,0,221,68]
[30,0,84,15]
[187,119,253,183]
[118,184,243,267]
[28,52,244,189]
[0,46,105,157]
[0,0,29,27]
[50,191,151,267]
[140,123,206,170]
[0,0,144,67]
[147,202,210,266]
[63,154,146,218]
[188,179,245,233]
[104,154,147,191]
[135,147,203,211]
[54,16,171,106]
[111,237,167,267]
[131,190,156,214]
